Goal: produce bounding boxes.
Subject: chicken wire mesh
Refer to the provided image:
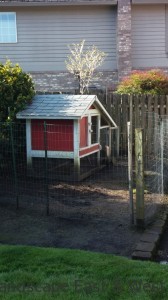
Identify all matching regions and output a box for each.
[142,112,164,223]
[0,110,166,226]
[160,116,168,196]
[0,120,128,222]
[128,111,165,226]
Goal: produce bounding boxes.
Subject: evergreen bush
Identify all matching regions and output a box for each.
[116,70,168,95]
[0,60,35,122]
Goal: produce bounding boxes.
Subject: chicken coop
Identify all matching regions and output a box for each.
[16,94,117,180]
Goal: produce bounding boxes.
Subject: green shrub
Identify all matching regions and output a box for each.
[116,69,168,95]
[0,60,35,122]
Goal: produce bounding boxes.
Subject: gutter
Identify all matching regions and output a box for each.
[0,0,117,7]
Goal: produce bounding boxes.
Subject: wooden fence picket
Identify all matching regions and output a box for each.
[95,92,168,154]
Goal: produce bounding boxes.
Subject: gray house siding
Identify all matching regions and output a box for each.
[0,6,117,72]
[2,1,168,91]
[132,4,168,69]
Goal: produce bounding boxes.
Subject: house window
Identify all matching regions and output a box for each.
[0,12,17,43]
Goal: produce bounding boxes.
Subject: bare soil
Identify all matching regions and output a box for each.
[0,164,144,257]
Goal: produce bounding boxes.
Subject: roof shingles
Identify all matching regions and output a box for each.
[16,94,117,128]
[16,95,97,119]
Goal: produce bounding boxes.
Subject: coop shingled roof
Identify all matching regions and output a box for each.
[16,94,117,127]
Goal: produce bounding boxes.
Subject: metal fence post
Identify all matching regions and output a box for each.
[135,128,144,228]
[9,121,19,209]
[160,118,164,195]
[44,121,49,215]
[127,121,134,225]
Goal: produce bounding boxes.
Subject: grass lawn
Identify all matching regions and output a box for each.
[0,245,167,300]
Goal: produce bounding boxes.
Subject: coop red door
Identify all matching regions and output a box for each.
[31,119,74,151]
[80,117,88,148]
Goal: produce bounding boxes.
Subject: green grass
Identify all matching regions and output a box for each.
[0,245,167,300]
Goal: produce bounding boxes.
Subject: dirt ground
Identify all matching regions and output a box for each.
[0,164,145,257]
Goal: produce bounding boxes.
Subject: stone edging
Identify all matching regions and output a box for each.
[132,209,168,261]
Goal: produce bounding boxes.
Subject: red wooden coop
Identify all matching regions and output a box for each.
[16,94,117,180]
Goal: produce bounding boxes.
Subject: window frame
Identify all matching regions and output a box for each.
[0,12,17,44]
[88,112,100,147]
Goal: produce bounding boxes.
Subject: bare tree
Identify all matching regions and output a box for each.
[65,40,107,94]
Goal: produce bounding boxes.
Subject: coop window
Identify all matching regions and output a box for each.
[91,116,98,144]
[0,12,17,43]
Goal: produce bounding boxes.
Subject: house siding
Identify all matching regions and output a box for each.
[132,4,168,69]
[1,0,117,4]
[0,6,117,72]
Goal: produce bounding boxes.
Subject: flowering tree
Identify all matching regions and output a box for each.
[65,40,107,94]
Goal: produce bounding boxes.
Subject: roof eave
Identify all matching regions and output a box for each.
[97,103,117,128]
[0,1,117,7]
[132,0,168,4]
[16,115,80,119]
[83,95,117,128]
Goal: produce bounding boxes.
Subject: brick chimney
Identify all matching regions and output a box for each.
[117,0,132,81]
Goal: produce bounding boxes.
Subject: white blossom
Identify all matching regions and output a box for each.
[65,40,107,94]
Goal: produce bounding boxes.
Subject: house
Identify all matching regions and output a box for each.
[16,94,117,180]
[0,0,168,92]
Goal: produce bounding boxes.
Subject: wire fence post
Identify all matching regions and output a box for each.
[44,121,49,216]
[128,94,134,224]
[160,118,164,195]
[9,120,19,209]
[135,128,144,228]
[127,121,134,225]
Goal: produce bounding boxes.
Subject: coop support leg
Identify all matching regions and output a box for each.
[26,119,32,175]
[97,151,101,167]
[97,115,101,167]
[74,157,80,181]
[74,120,80,181]
[108,127,112,164]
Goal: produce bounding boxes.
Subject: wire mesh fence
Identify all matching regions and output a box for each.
[142,113,164,223]
[160,116,168,196]
[0,107,167,227]
[1,93,168,256]
[0,120,129,222]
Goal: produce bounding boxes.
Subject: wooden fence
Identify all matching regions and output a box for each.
[93,92,168,153]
